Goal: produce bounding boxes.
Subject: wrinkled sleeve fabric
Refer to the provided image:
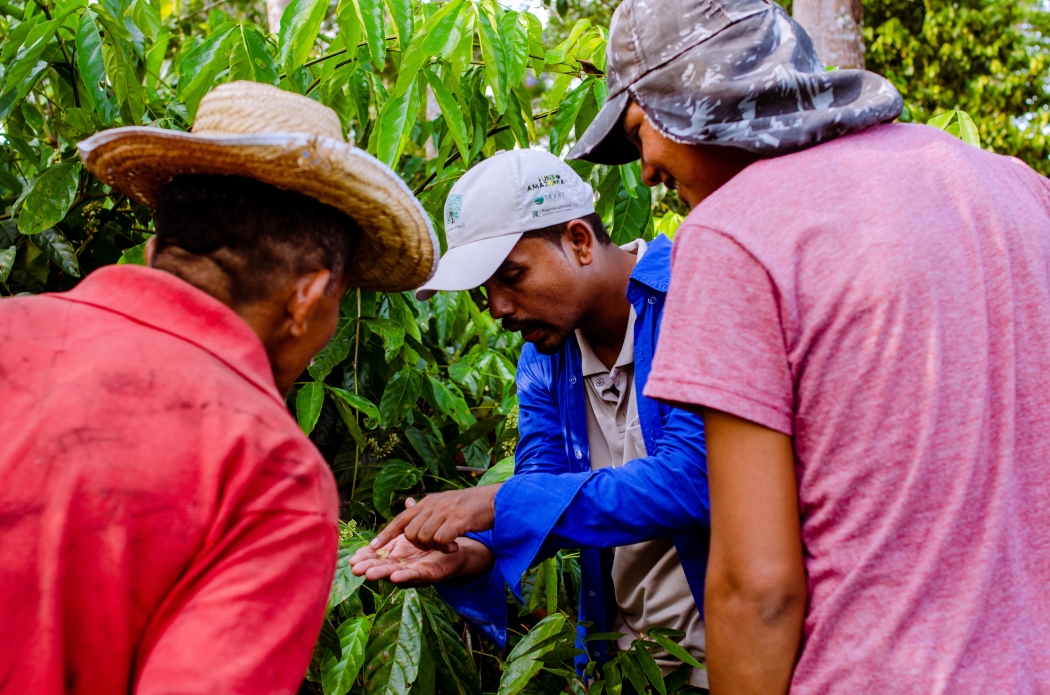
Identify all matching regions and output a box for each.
[134,509,337,695]
[644,224,794,434]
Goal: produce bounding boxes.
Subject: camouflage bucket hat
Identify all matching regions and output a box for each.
[568,0,903,164]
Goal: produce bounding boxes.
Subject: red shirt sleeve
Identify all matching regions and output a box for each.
[133,508,337,695]
[644,223,795,435]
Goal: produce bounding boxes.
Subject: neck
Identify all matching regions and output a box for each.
[577,243,638,370]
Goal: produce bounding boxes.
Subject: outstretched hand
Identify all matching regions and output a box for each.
[369,484,502,552]
[350,533,496,586]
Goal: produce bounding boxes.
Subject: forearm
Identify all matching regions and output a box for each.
[451,537,495,579]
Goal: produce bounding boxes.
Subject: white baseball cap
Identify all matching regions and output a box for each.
[415,149,595,300]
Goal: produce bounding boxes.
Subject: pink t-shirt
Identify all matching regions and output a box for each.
[646,124,1050,693]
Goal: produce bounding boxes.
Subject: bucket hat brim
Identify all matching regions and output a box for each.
[567,91,637,165]
[79,127,438,293]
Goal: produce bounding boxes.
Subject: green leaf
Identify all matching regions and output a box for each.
[309,315,354,380]
[229,25,278,85]
[650,634,704,671]
[384,0,412,52]
[330,539,369,612]
[333,396,366,449]
[278,0,329,73]
[326,386,381,427]
[373,75,419,166]
[612,177,651,245]
[423,70,470,163]
[363,588,424,695]
[379,367,423,428]
[426,374,474,429]
[617,651,649,695]
[323,616,373,695]
[422,600,482,695]
[335,0,362,63]
[535,647,585,663]
[374,460,424,519]
[117,237,152,265]
[478,456,513,485]
[955,110,981,147]
[549,77,591,156]
[421,0,466,58]
[297,381,325,434]
[130,0,160,41]
[29,227,80,277]
[633,641,666,695]
[18,162,79,236]
[354,0,386,70]
[76,11,108,112]
[102,35,145,124]
[0,247,17,283]
[500,10,528,87]
[0,16,62,119]
[363,317,406,361]
[474,0,508,114]
[926,110,955,131]
[602,661,623,695]
[497,613,566,695]
[505,90,530,149]
[583,632,627,642]
[177,24,236,120]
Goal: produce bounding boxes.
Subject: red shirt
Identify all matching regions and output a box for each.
[0,265,339,694]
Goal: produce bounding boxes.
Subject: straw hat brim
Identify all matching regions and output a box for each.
[79,127,438,292]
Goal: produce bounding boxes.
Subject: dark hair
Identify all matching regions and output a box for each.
[153,174,360,304]
[521,212,610,247]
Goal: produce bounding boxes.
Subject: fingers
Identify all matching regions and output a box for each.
[371,502,425,548]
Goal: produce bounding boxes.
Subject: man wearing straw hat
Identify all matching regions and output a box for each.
[0,82,436,694]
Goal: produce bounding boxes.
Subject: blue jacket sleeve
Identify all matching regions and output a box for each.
[493,403,710,595]
[434,530,509,647]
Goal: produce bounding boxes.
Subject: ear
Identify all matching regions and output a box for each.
[144,235,158,265]
[564,218,596,267]
[287,269,333,338]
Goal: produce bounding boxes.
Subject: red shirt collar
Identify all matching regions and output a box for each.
[55,265,282,405]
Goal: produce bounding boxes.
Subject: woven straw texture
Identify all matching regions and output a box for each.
[78,82,436,292]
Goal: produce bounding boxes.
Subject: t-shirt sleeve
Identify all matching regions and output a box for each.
[644,223,795,435]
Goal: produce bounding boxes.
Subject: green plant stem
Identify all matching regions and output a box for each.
[350,287,362,507]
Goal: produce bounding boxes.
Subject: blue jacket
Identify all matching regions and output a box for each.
[437,235,711,665]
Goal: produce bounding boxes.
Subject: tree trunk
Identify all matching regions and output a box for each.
[266,0,292,34]
[793,0,865,70]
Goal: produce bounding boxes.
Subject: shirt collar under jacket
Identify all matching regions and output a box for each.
[576,238,648,377]
[54,264,281,405]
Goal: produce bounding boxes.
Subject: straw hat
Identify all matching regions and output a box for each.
[78,81,438,292]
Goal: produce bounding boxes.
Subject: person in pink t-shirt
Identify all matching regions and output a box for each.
[566,0,1050,693]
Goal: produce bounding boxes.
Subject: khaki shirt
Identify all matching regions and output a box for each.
[575,239,707,688]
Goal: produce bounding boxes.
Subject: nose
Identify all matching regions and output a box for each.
[640,159,662,188]
[485,283,514,320]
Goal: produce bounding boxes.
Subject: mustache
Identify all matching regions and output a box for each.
[501,317,557,334]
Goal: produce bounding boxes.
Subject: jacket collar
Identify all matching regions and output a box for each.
[628,234,672,294]
[54,265,282,404]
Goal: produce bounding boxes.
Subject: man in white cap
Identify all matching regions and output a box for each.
[352,149,712,687]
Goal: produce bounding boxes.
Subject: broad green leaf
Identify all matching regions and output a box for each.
[297,381,325,434]
[650,634,704,670]
[363,317,405,361]
[335,0,362,63]
[602,661,623,695]
[130,0,161,41]
[474,0,508,114]
[102,35,145,124]
[323,616,373,695]
[426,373,473,429]
[379,367,423,428]
[333,396,366,449]
[145,28,171,89]
[373,460,423,518]
[354,0,386,70]
[500,11,528,87]
[177,24,236,120]
[0,16,62,121]
[363,589,424,695]
[117,237,152,265]
[448,7,474,80]
[583,632,628,642]
[420,0,466,58]
[326,387,381,428]
[505,90,530,149]
[478,456,513,485]
[926,110,955,130]
[955,110,981,147]
[403,426,440,476]
[330,538,369,611]
[229,25,278,85]
[633,642,666,695]
[612,178,651,245]
[30,228,80,277]
[76,11,108,112]
[549,77,591,156]
[18,162,79,236]
[497,613,566,695]
[424,68,470,161]
[0,247,17,283]
[653,212,683,239]
[384,0,412,51]
[617,651,649,695]
[278,0,328,73]
[309,315,354,380]
[0,17,38,64]
[373,76,418,166]
[523,11,544,72]
[544,555,558,615]
[422,600,481,695]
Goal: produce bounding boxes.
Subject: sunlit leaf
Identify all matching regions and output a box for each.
[0,247,17,283]
[130,0,161,41]
[549,77,592,156]
[500,10,528,88]
[297,381,325,434]
[363,588,424,695]
[355,0,386,70]
[327,386,381,427]
[421,0,466,58]
[427,373,474,429]
[955,110,981,147]
[330,538,369,612]
[497,613,566,695]
[336,0,362,63]
[478,456,513,485]
[278,0,329,73]
[229,25,278,85]
[310,316,355,380]
[374,76,419,166]
[379,366,423,428]
[384,0,412,52]
[323,616,373,695]
[363,317,406,361]
[117,237,152,265]
[18,163,79,236]
[76,11,109,113]
[102,35,145,124]
[177,24,236,120]
[474,0,508,114]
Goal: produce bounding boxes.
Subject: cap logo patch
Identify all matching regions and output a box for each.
[445,194,463,225]
[526,173,564,191]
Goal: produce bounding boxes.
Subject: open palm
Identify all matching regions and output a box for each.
[349,534,464,586]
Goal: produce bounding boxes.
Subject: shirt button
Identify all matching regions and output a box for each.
[594,651,601,657]
[589,591,596,597]
[570,376,577,384]
[575,449,583,460]
[648,296,657,304]
[596,378,604,386]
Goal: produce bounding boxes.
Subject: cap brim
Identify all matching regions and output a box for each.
[415,233,523,301]
[78,128,437,293]
[567,91,638,165]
